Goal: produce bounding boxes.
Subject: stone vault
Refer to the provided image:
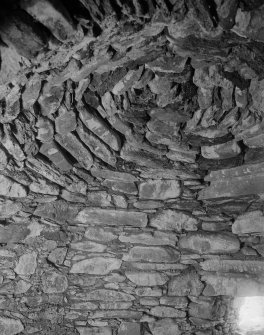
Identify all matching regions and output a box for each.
[0,0,264,334]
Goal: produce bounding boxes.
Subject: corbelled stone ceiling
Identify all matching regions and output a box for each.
[0,0,264,334]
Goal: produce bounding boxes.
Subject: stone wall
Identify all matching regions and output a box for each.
[1,0,264,334]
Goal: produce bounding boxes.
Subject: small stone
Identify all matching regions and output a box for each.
[38,83,64,116]
[55,107,76,135]
[0,147,8,170]
[139,180,181,200]
[112,194,127,209]
[0,175,27,198]
[102,180,137,195]
[48,248,67,265]
[168,269,204,296]
[150,209,198,231]
[118,322,140,335]
[112,67,144,95]
[29,179,60,195]
[22,73,41,109]
[77,327,112,335]
[39,141,72,171]
[135,287,162,297]
[125,271,168,286]
[71,241,107,252]
[1,124,25,161]
[86,191,112,207]
[36,117,54,142]
[0,200,22,219]
[89,310,142,319]
[42,270,68,293]
[76,208,147,228]
[232,210,264,234]
[55,133,93,170]
[149,306,186,318]
[160,296,188,308]
[0,316,24,335]
[99,302,132,310]
[119,231,176,246]
[84,227,117,242]
[0,224,30,243]
[201,140,241,159]
[15,252,37,275]
[133,200,163,209]
[179,232,240,254]
[90,168,137,182]
[70,257,122,275]
[123,246,180,263]
[148,319,181,335]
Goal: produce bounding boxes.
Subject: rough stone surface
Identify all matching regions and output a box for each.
[76,208,148,227]
[70,257,122,275]
[125,271,168,286]
[139,180,181,200]
[123,246,180,263]
[0,317,24,335]
[168,270,204,296]
[150,210,198,231]
[14,252,37,276]
[232,210,264,234]
[179,232,240,254]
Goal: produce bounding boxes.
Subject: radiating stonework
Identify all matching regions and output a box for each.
[1,0,264,334]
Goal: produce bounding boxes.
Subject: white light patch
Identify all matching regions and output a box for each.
[235,296,264,334]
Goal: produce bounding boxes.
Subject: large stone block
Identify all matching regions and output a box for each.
[14,252,38,276]
[123,246,180,263]
[150,209,198,231]
[168,269,204,296]
[82,289,135,301]
[139,180,181,200]
[76,208,148,227]
[148,319,181,335]
[0,175,27,198]
[70,257,122,275]
[125,271,168,286]
[232,210,264,234]
[0,316,24,335]
[179,232,240,254]
[202,273,264,296]
[200,259,264,274]
[77,327,112,335]
[42,271,68,293]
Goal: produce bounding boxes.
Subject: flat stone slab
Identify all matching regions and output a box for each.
[148,319,181,335]
[179,232,240,254]
[77,327,112,335]
[70,257,122,275]
[75,208,148,227]
[139,180,181,200]
[150,209,198,231]
[201,140,241,159]
[200,259,264,274]
[199,162,264,199]
[82,289,135,301]
[232,210,264,234]
[123,246,180,263]
[202,272,264,296]
[125,271,169,286]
